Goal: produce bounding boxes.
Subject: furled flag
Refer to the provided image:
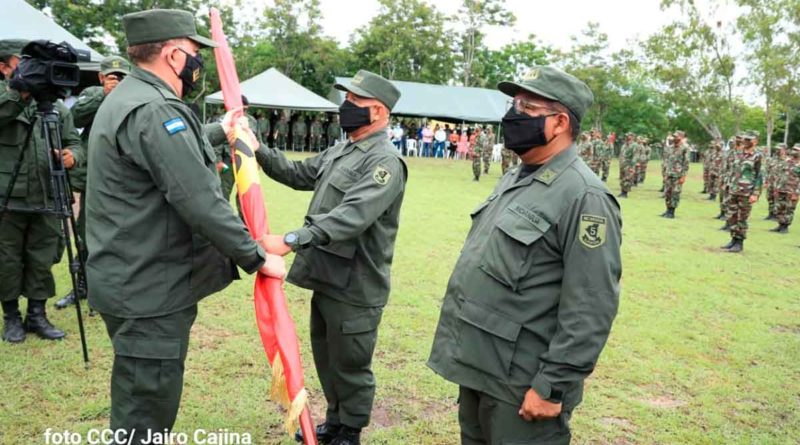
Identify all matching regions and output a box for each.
[209,8,317,444]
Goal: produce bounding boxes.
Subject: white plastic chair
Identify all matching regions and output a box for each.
[406,139,418,157]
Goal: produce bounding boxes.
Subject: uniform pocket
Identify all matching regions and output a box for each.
[340,312,383,369]
[308,241,357,289]
[479,208,549,291]
[454,300,521,379]
[112,335,181,400]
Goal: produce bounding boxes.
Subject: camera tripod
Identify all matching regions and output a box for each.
[0,100,89,364]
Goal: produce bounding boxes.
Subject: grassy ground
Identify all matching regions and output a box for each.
[1,155,799,445]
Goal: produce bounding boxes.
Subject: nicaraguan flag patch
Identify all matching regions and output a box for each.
[163,117,187,135]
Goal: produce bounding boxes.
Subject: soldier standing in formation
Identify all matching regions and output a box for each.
[634,136,651,185]
[706,140,723,201]
[471,126,485,181]
[662,131,690,218]
[617,133,637,198]
[482,126,494,174]
[770,143,800,234]
[292,113,308,151]
[327,114,341,147]
[275,112,289,150]
[721,131,763,252]
[764,143,786,221]
[310,114,323,151]
[55,55,131,309]
[257,111,271,146]
[660,135,673,194]
[599,132,612,182]
[718,136,741,221]
[578,132,593,167]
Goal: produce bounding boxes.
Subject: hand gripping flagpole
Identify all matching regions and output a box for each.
[209,9,317,444]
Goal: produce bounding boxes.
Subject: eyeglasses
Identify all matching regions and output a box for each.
[508,98,559,115]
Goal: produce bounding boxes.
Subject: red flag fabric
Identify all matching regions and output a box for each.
[209,9,316,444]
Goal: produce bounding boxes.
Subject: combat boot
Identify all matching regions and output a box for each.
[330,426,361,445]
[720,238,736,250]
[618,191,628,198]
[661,208,675,218]
[764,213,775,220]
[772,224,789,234]
[24,300,65,340]
[727,239,743,253]
[708,193,717,200]
[2,300,26,343]
[701,187,707,193]
[716,212,726,220]
[296,422,342,444]
[55,274,88,309]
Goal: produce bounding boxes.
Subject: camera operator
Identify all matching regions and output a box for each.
[55,55,131,309]
[0,39,84,343]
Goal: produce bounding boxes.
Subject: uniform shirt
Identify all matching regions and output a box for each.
[729,149,764,196]
[428,144,622,410]
[69,85,106,191]
[85,67,265,318]
[0,80,83,209]
[666,140,690,178]
[256,129,407,307]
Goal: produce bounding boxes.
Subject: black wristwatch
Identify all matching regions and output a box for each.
[284,232,300,251]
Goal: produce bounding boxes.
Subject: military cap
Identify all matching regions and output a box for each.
[674,130,686,137]
[335,69,401,111]
[792,143,800,152]
[0,39,29,59]
[777,143,787,149]
[743,130,759,140]
[100,55,131,76]
[498,66,594,122]
[123,9,217,48]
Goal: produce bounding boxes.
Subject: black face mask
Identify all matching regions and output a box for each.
[501,108,556,155]
[339,100,371,133]
[175,48,203,97]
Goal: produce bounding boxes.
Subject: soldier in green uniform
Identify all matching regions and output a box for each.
[257,111,271,145]
[251,70,406,445]
[501,146,518,175]
[721,131,764,252]
[718,136,741,221]
[472,126,484,181]
[707,140,723,201]
[1,38,84,342]
[770,143,800,233]
[326,114,341,148]
[54,55,131,309]
[292,112,308,151]
[636,136,651,185]
[617,133,637,198]
[428,66,621,445]
[599,132,612,181]
[275,112,289,150]
[310,114,323,151]
[85,10,285,441]
[577,132,592,166]
[764,144,786,220]
[660,135,673,194]
[662,131,690,218]
[482,126,494,174]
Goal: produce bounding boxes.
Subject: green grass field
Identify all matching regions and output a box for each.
[2,155,799,445]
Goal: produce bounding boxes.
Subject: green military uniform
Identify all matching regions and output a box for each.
[597,137,612,181]
[327,116,341,148]
[719,138,739,219]
[429,66,622,445]
[292,115,307,151]
[473,131,487,181]
[773,145,800,232]
[764,145,784,219]
[722,132,764,251]
[310,117,323,151]
[275,116,289,150]
[662,134,690,217]
[501,147,518,175]
[259,71,406,436]
[577,134,593,167]
[85,10,266,440]
[707,142,723,200]
[618,136,637,196]
[660,137,672,193]
[636,138,651,184]
[257,115,270,144]
[481,130,493,174]
[1,37,85,342]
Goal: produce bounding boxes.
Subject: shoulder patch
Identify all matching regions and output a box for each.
[163,117,187,135]
[373,165,391,185]
[579,214,607,249]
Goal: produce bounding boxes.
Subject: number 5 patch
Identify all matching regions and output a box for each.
[579,214,606,248]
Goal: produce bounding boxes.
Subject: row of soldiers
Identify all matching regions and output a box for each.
[577,128,613,182]
[615,132,656,199]
[211,107,341,152]
[700,131,800,252]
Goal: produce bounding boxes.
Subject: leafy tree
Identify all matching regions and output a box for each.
[456,0,516,87]
[471,34,550,88]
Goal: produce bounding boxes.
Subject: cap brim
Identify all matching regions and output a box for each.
[334,81,376,99]
[101,68,130,76]
[497,81,559,102]
[188,34,218,49]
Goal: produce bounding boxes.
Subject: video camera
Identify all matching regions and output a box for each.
[9,40,91,104]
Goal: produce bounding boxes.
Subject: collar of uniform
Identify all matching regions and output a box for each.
[130,66,179,101]
[519,143,578,186]
[349,127,389,152]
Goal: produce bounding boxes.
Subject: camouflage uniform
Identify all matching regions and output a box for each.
[635,138,651,184]
[660,138,673,193]
[773,146,800,231]
[707,143,724,200]
[310,118,323,151]
[702,146,712,193]
[481,130,493,174]
[719,139,740,219]
[764,146,785,219]
[598,137,611,181]
[618,137,637,195]
[725,137,764,243]
[578,134,593,167]
[663,136,690,215]
[501,147,517,175]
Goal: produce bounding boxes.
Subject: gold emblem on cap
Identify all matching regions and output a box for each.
[112,60,120,68]
[524,69,540,81]
[353,73,365,85]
